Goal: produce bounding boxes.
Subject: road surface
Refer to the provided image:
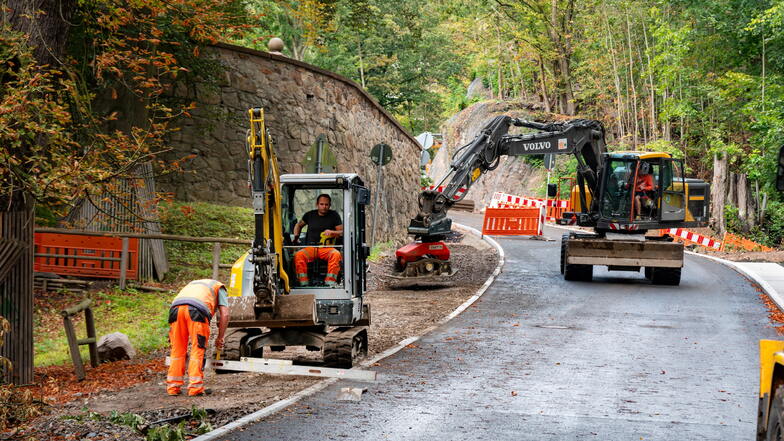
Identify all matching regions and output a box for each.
[219,213,778,440]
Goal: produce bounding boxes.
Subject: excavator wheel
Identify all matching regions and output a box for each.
[215,328,263,374]
[560,233,569,274]
[562,237,592,281]
[767,385,784,441]
[564,263,592,281]
[650,267,681,286]
[323,327,368,369]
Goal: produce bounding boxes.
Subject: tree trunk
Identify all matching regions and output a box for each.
[3,0,76,385]
[710,152,728,234]
[538,55,551,113]
[625,12,638,148]
[642,21,657,140]
[603,11,624,140]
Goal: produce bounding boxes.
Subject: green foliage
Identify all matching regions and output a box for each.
[420,176,434,188]
[368,240,393,262]
[3,0,254,212]
[109,410,146,432]
[158,201,253,282]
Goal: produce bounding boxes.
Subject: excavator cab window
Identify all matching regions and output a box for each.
[281,185,345,288]
[599,158,635,220]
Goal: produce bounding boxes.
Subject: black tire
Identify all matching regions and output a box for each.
[564,263,593,281]
[767,385,784,441]
[650,267,681,286]
[644,267,652,280]
[560,233,569,274]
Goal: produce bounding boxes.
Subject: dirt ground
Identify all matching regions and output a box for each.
[11,226,498,441]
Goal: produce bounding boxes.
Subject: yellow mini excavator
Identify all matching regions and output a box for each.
[221,108,371,369]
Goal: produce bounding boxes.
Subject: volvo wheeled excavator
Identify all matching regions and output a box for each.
[395,115,710,286]
[221,108,371,369]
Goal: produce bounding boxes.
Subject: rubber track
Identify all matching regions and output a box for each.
[323,327,360,369]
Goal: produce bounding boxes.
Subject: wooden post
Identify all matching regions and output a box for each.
[119,237,129,290]
[84,307,99,368]
[212,242,222,280]
[62,315,85,381]
[61,299,95,380]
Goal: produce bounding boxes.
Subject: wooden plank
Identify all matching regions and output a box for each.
[84,308,99,368]
[63,316,85,381]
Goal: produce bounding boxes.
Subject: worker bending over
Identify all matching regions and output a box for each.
[293,194,343,286]
[167,279,229,396]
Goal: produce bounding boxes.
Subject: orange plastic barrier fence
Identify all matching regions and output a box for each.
[481,207,543,236]
[719,232,773,252]
[34,232,139,280]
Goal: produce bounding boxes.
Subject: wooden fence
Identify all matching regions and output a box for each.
[1,208,34,385]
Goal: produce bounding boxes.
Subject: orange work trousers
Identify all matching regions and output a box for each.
[294,247,341,285]
[167,305,210,396]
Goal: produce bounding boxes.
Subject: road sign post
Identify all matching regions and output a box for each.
[370,143,392,246]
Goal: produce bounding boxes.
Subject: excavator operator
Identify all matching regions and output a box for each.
[634,162,656,219]
[292,194,343,286]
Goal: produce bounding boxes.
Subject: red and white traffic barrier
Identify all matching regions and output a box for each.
[663,228,721,250]
[488,192,569,222]
[422,185,468,201]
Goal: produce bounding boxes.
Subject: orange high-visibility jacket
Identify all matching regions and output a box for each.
[170,279,225,320]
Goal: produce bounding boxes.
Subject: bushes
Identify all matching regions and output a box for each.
[724,202,784,248]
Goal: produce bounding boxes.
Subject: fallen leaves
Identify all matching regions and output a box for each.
[24,357,166,406]
[759,294,784,335]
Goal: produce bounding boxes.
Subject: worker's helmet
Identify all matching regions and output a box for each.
[639,162,651,174]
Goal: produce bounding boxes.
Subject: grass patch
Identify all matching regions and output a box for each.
[158,201,253,284]
[368,241,394,262]
[34,288,171,367]
[34,201,255,367]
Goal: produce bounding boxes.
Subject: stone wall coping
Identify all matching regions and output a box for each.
[212,42,422,150]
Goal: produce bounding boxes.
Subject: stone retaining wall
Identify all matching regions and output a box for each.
[159,43,421,244]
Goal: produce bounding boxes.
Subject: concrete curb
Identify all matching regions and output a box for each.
[684,251,784,311]
[543,223,784,310]
[191,223,505,441]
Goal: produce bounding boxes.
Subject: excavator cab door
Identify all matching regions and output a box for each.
[660,158,686,222]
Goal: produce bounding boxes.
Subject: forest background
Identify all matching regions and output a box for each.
[2,0,784,246]
[240,0,783,245]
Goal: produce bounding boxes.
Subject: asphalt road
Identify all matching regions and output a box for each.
[219,213,778,440]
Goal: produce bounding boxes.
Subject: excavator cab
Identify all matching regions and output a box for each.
[281,180,347,288]
[596,153,686,228]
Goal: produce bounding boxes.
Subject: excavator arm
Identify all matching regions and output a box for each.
[408,116,607,242]
[247,108,290,311]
